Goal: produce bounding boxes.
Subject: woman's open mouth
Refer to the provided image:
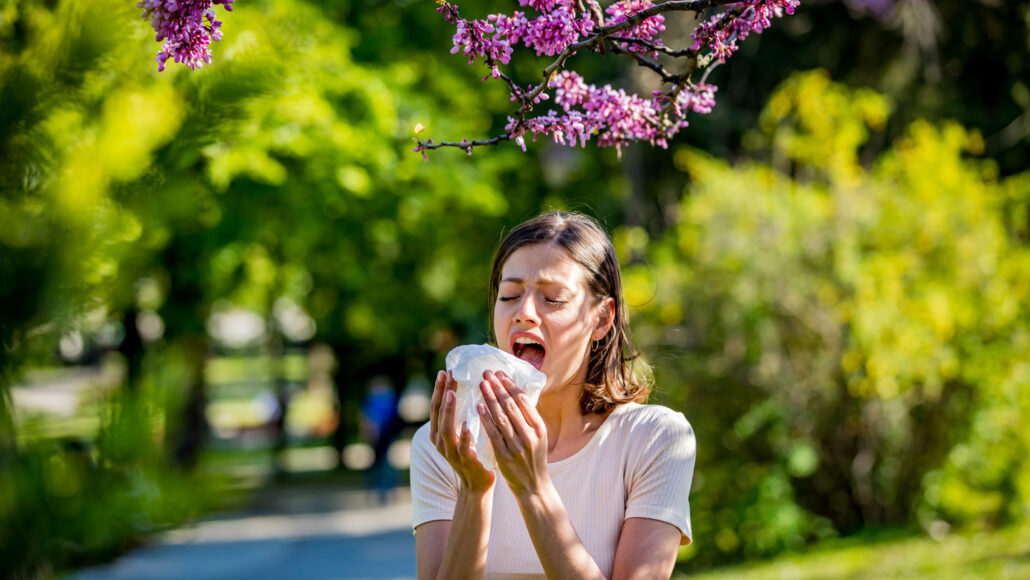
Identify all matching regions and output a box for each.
[512,336,546,370]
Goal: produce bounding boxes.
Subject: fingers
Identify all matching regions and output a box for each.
[458,422,479,462]
[429,370,446,444]
[492,370,535,442]
[432,371,461,449]
[478,401,508,456]
[480,370,539,448]
[428,373,496,489]
[496,371,546,439]
[480,371,516,442]
[440,389,457,449]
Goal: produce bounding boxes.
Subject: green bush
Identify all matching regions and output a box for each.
[628,71,1030,566]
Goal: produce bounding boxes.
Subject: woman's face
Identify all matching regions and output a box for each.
[493,243,605,392]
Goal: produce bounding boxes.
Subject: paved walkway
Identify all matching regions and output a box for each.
[73,488,417,580]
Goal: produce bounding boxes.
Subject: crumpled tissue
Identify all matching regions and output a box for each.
[445,343,547,471]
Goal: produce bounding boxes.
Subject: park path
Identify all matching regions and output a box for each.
[72,487,417,580]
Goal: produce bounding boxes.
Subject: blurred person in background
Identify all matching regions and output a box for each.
[361,375,400,502]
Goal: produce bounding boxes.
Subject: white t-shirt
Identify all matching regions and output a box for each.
[410,402,696,579]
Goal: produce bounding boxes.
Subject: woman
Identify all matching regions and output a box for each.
[411,212,696,579]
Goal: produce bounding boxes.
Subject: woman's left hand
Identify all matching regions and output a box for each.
[478,370,550,497]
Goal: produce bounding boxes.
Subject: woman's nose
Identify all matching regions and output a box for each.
[514,294,539,324]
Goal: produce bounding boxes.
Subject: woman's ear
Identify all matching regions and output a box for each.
[592,297,615,341]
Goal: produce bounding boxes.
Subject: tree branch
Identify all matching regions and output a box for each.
[608,42,680,84]
[608,35,695,58]
[419,0,793,155]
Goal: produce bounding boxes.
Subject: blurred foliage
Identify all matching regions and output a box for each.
[2,0,1029,576]
[0,0,555,574]
[0,0,633,573]
[0,386,225,578]
[627,71,1030,566]
[626,0,1030,229]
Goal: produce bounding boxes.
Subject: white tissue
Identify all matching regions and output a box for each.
[445,343,547,471]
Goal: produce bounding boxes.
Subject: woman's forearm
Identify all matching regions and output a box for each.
[516,479,606,580]
[436,487,493,580]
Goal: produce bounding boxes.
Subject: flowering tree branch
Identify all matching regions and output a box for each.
[414,0,800,158]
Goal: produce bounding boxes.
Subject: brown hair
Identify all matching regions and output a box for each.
[488,211,651,414]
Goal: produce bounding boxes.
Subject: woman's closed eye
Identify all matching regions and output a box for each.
[498,295,566,305]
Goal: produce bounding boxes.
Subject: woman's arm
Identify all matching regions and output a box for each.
[509,496,682,580]
[610,518,683,580]
[416,487,493,580]
[479,371,606,580]
[510,478,607,579]
[417,371,497,580]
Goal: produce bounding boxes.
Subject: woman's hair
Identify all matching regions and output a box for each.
[488,211,651,414]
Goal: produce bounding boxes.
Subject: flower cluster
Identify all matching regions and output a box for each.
[691,0,800,63]
[526,71,670,152]
[451,17,513,75]
[421,0,801,157]
[509,72,722,155]
[439,0,594,70]
[605,0,665,55]
[138,0,235,71]
[674,83,717,116]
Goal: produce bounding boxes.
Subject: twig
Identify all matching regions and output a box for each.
[608,35,695,58]
[608,42,680,84]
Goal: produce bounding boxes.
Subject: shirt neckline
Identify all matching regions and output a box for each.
[546,402,638,468]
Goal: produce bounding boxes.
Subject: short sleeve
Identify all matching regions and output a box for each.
[624,409,696,544]
[410,422,460,531]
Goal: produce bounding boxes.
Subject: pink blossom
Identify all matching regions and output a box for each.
[519,0,561,14]
[675,83,718,115]
[518,71,689,155]
[606,0,665,55]
[442,0,592,66]
[691,0,800,63]
[138,0,234,71]
[520,1,594,57]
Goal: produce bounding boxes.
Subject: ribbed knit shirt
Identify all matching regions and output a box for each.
[411,402,696,579]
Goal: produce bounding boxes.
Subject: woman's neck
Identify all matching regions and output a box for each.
[536,380,611,458]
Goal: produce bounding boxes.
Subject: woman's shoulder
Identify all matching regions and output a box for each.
[410,421,460,485]
[411,421,440,460]
[414,420,432,442]
[608,402,693,437]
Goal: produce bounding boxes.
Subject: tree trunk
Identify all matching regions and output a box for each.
[171,335,208,470]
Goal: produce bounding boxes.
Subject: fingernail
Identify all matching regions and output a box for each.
[478,403,486,415]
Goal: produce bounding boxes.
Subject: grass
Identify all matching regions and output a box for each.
[678,523,1030,579]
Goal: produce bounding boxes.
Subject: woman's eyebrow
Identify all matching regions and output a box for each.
[501,276,565,287]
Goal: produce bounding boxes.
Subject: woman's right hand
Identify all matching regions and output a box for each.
[430,370,496,493]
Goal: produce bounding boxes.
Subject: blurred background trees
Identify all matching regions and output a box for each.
[628,71,1030,562]
[1,0,1027,577]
